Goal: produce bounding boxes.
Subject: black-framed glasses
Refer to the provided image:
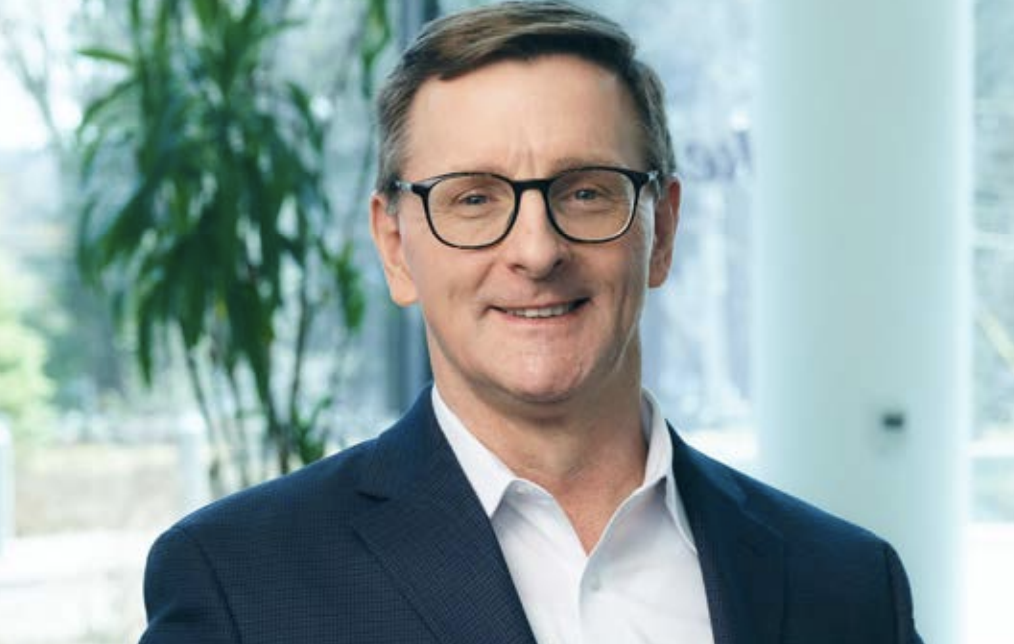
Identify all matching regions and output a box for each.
[392,166,659,249]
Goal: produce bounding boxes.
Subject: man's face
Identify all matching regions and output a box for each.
[371,55,679,416]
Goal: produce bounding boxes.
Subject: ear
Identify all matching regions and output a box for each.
[370,192,419,306]
[648,176,680,288]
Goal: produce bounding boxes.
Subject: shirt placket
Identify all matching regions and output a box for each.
[506,482,588,644]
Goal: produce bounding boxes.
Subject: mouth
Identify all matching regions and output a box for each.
[495,299,589,320]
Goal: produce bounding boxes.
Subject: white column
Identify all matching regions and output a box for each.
[754,2,970,643]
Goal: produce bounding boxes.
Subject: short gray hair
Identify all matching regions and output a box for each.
[374,0,675,199]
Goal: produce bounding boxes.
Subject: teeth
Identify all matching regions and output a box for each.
[503,303,576,319]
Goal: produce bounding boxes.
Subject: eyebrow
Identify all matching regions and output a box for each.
[445,155,632,179]
[548,155,630,173]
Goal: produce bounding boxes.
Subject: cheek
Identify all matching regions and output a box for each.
[623,216,655,279]
[400,222,444,283]
[402,239,487,309]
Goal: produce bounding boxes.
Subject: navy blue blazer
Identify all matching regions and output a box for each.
[140,389,922,643]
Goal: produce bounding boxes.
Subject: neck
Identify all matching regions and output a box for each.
[434,373,648,552]
[500,412,646,553]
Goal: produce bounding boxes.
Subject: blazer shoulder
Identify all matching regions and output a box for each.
[173,436,378,538]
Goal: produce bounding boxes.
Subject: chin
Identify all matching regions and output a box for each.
[509,386,575,406]
[498,370,587,407]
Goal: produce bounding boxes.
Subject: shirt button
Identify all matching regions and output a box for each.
[588,575,602,592]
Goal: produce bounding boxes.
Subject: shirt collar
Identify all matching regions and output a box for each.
[431,386,516,517]
[431,386,698,554]
[641,388,698,553]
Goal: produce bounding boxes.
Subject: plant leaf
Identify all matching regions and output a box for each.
[334,241,365,334]
[190,0,221,31]
[77,76,137,135]
[77,47,134,67]
[359,0,392,97]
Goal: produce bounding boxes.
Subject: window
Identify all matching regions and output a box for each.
[973,0,1014,523]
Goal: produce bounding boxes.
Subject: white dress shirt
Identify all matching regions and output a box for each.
[432,387,714,644]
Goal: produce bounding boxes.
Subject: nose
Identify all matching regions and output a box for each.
[500,188,569,279]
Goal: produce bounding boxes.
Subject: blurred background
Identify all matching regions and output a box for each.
[0,0,1010,642]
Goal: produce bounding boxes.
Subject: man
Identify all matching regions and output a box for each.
[139,2,923,643]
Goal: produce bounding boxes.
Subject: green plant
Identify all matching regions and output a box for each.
[75,0,390,491]
[0,258,54,444]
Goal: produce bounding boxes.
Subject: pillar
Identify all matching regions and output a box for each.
[754,2,970,643]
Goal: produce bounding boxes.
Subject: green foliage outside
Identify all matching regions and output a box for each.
[74,0,391,493]
[0,258,54,444]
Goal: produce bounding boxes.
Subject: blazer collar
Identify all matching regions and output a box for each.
[352,388,538,644]
[670,427,786,644]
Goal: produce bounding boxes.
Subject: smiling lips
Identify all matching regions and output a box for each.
[497,299,588,319]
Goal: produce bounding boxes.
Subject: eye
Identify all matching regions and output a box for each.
[562,181,620,205]
[459,192,491,206]
[572,187,603,201]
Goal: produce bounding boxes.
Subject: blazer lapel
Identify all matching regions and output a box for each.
[352,391,538,644]
[671,428,786,644]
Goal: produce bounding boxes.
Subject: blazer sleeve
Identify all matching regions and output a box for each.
[884,543,924,644]
[138,525,241,644]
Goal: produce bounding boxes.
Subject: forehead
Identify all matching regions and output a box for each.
[403,54,645,176]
